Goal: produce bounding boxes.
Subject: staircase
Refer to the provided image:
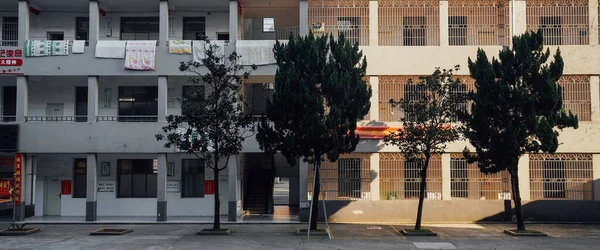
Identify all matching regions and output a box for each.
[244,168,274,215]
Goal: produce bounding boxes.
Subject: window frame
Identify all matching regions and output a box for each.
[337,158,361,199]
[73,158,87,198]
[1,16,18,46]
[262,17,275,33]
[181,159,206,198]
[448,16,467,46]
[76,17,90,45]
[120,17,160,41]
[118,86,158,122]
[402,16,427,46]
[117,159,158,198]
[182,17,206,40]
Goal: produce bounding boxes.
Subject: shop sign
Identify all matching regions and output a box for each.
[61,180,72,195]
[167,181,180,193]
[0,48,23,75]
[14,153,22,205]
[97,181,115,192]
[0,179,13,203]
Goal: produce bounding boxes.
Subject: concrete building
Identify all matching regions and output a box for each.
[0,0,599,223]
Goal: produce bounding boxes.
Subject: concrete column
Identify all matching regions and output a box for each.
[369,0,378,46]
[369,153,380,200]
[16,76,28,123]
[517,154,530,200]
[159,0,169,46]
[86,153,97,221]
[24,155,35,217]
[89,0,100,46]
[299,158,309,202]
[157,153,167,221]
[299,0,309,36]
[512,0,527,37]
[228,155,241,221]
[88,76,99,122]
[229,0,239,45]
[18,0,30,46]
[593,154,600,201]
[369,76,379,121]
[441,153,451,200]
[158,76,168,122]
[590,76,600,122]
[589,0,599,45]
[439,0,449,47]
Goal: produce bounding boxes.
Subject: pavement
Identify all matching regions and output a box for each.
[1,223,600,249]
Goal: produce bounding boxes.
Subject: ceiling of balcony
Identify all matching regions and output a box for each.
[0,0,17,11]
[241,0,299,8]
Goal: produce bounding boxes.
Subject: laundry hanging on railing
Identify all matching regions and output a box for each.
[72,40,86,54]
[192,40,225,64]
[169,40,192,54]
[25,40,51,57]
[124,40,156,71]
[49,41,69,56]
[95,40,127,58]
[236,40,287,65]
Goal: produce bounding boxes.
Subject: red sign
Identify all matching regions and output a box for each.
[0,49,23,75]
[61,180,72,195]
[0,158,14,166]
[14,153,22,205]
[205,180,215,195]
[0,179,12,200]
[0,59,23,66]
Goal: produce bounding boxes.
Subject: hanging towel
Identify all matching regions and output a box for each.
[49,41,69,56]
[25,40,51,57]
[236,40,286,65]
[192,40,225,64]
[72,40,86,54]
[169,40,192,54]
[124,40,156,71]
[95,40,127,58]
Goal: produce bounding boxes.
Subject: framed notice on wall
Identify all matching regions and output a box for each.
[103,88,111,108]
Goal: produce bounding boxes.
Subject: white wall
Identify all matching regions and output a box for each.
[27,76,86,117]
[169,11,229,40]
[30,12,87,41]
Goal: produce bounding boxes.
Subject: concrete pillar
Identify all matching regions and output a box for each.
[228,155,241,221]
[18,0,30,46]
[439,0,449,47]
[88,76,99,122]
[299,158,309,202]
[89,0,100,46]
[24,155,35,217]
[158,76,168,122]
[370,153,380,200]
[16,76,28,123]
[369,0,378,46]
[159,0,169,46]
[229,0,239,45]
[86,153,97,221]
[299,0,309,36]
[593,154,600,201]
[157,153,167,221]
[517,154,530,200]
[369,76,379,121]
[441,153,451,200]
[512,0,527,37]
[590,76,600,122]
[589,0,599,45]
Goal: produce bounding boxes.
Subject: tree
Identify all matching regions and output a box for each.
[155,38,256,231]
[461,30,578,231]
[257,32,371,231]
[383,67,466,231]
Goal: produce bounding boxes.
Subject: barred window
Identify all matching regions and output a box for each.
[526,0,589,45]
[558,76,591,122]
[378,76,419,122]
[308,153,371,200]
[530,154,593,200]
[450,154,511,200]
[448,0,510,46]
[1,17,18,46]
[309,0,370,46]
[379,0,440,46]
[379,153,442,200]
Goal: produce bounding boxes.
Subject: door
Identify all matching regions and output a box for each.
[47,32,64,41]
[46,103,64,121]
[2,86,16,122]
[75,87,88,122]
[45,177,61,216]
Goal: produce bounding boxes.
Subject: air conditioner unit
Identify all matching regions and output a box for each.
[427,192,441,200]
[498,192,511,200]
[311,22,325,32]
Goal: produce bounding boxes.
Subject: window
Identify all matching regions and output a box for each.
[75,87,88,122]
[403,84,427,122]
[542,161,566,199]
[337,17,360,44]
[249,84,274,115]
[121,17,159,40]
[47,32,64,41]
[76,17,89,44]
[449,83,467,121]
[403,17,426,46]
[448,16,467,46]
[217,33,230,41]
[183,17,206,40]
[338,158,361,198]
[539,16,562,45]
[1,17,18,46]
[182,85,205,118]
[263,18,275,32]
[73,159,87,198]
[118,86,158,122]
[2,86,16,122]
[404,161,421,199]
[182,159,205,197]
[450,161,468,199]
[118,159,157,198]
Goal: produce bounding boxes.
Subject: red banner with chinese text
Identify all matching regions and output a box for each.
[205,180,215,195]
[14,153,22,205]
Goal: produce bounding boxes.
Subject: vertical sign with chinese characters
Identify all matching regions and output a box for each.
[14,153,22,205]
[61,180,72,195]
[0,49,23,75]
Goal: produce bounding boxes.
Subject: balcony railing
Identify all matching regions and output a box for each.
[0,40,18,47]
[275,27,300,40]
[25,116,87,122]
[97,115,158,122]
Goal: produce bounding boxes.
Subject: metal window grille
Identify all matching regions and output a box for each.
[559,75,591,121]
[529,153,593,200]
[308,153,371,200]
[448,0,510,46]
[526,0,589,45]
[378,0,440,46]
[449,76,476,121]
[450,154,511,200]
[1,17,18,46]
[379,153,442,200]
[362,77,371,121]
[378,76,418,122]
[308,0,370,46]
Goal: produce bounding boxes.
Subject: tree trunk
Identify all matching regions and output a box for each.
[309,159,321,231]
[213,154,221,230]
[415,157,429,230]
[509,166,525,230]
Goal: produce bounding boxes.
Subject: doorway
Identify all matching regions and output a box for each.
[273,177,293,216]
[44,177,61,216]
[2,86,16,122]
